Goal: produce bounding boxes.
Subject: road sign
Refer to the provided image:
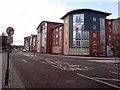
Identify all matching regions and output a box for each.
[7,36,13,44]
[6,27,14,36]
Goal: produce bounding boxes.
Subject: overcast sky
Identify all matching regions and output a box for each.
[0,0,119,45]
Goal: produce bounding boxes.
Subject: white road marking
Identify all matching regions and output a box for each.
[77,73,120,89]
[46,54,115,60]
[22,59,27,63]
[109,71,120,75]
[102,65,120,70]
[94,77,120,82]
[88,60,120,63]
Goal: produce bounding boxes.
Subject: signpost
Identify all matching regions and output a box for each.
[6,27,14,36]
[7,36,13,44]
[4,27,14,86]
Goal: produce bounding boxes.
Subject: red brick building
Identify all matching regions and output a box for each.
[24,36,30,51]
[35,9,119,57]
[30,34,37,52]
[24,35,37,52]
[106,19,113,56]
[89,31,100,56]
[111,18,120,57]
[36,21,62,54]
[51,24,64,54]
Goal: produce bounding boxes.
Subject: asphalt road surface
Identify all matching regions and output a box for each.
[5,51,120,89]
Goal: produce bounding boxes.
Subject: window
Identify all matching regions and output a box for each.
[59,37,62,45]
[56,34,58,38]
[60,27,62,30]
[44,29,47,33]
[65,19,67,23]
[59,31,62,36]
[43,25,45,29]
[56,41,58,45]
[45,23,47,27]
[109,35,111,41]
[108,27,111,32]
[56,28,58,32]
[93,17,96,21]
[66,27,67,30]
[93,41,97,45]
[72,14,89,48]
[66,34,67,38]
[73,14,84,23]
[93,33,96,37]
[76,40,80,47]
[93,25,96,29]
[53,41,55,45]
[108,43,111,46]
[108,21,111,25]
[44,34,46,38]
[53,35,55,38]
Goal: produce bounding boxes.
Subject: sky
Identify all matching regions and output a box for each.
[0,0,119,45]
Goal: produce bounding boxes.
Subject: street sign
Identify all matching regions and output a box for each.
[7,36,13,44]
[6,27,14,36]
[5,27,14,86]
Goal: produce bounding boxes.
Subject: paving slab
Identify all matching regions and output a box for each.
[2,52,25,89]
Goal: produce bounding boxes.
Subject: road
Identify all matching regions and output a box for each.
[3,51,120,89]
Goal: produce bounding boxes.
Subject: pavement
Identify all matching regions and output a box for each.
[0,51,120,89]
[0,53,2,90]
[1,52,25,89]
[88,60,120,63]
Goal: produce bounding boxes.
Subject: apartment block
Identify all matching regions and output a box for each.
[24,36,30,51]
[51,24,64,54]
[61,9,111,56]
[111,18,120,56]
[30,34,37,52]
[36,21,62,54]
[34,8,119,57]
[24,34,37,52]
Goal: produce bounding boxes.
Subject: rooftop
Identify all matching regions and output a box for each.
[36,21,63,30]
[61,8,111,19]
[51,23,64,30]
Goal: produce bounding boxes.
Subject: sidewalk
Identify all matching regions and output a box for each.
[46,54,120,64]
[26,51,119,62]
[38,53,117,60]
[2,52,25,89]
[0,53,2,90]
[87,60,120,63]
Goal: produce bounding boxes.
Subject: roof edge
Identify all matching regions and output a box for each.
[51,23,64,30]
[61,8,111,19]
[36,21,63,30]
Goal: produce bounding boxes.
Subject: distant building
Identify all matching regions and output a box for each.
[111,18,120,57]
[0,36,7,50]
[30,34,37,52]
[105,18,120,57]
[24,36,30,51]
[36,21,62,54]
[24,35,37,52]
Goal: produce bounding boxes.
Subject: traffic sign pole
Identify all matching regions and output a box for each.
[4,27,14,86]
[5,44,10,86]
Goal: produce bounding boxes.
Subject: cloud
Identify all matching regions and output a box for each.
[0,0,77,45]
[0,0,119,45]
[49,0,119,3]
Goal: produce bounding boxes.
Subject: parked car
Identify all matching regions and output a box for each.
[22,49,26,52]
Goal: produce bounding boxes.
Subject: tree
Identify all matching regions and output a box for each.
[1,32,6,36]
